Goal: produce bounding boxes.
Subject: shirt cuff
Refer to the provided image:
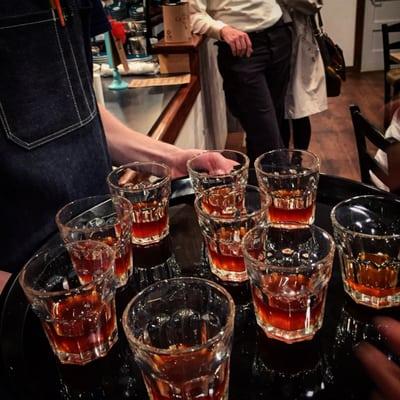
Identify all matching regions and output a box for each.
[209,20,227,40]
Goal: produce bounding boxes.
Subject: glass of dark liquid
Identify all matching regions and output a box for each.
[122,277,235,400]
[331,195,400,309]
[255,149,320,225]
[187,150,249,195]
[19,241,118,365]
[243,224,335,343]
[195,184,267,282]
[56,195,133,288]
[107,162,171,245]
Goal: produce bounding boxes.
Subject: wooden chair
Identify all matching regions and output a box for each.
[382,22,400,127]
[350,105,400,195]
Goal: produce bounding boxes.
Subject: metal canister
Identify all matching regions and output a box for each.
[124,20,147,58]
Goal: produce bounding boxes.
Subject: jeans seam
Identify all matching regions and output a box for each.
[65,29,93,114]
[3,109,97,150]
[52,10,82,123]
[67,0,97,108]
[0,18,53,30]
[0,9,97,150]
[0,101,11,136]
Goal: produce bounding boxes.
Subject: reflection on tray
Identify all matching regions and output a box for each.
[329,298,399,399]
[1,174,398,400]
[252,331,334,399]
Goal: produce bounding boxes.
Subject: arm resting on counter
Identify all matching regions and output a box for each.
[189,1,252,57]
[189,0,226,39]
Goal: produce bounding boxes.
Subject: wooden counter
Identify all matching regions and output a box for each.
[103,35,205,145]
[102,78,182,137]
[149,35,205,143]
[149,75,200,143]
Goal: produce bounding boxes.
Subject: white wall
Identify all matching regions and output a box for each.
[321,0,357,67]
[361,0,400,71]
[174,94,206,149]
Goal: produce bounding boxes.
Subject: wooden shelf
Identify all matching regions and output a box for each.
[151,35,205,54]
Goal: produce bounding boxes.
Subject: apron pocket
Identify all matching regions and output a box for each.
[0,10,96,150]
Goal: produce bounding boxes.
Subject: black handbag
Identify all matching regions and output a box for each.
[312,11,346,97]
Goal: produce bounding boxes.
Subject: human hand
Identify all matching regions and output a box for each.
[169,149,239,179]
[220,26,253,57]
[0,270,11,294]
[354,317,400,400]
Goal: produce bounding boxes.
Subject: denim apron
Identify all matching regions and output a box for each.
[0,0,112,272]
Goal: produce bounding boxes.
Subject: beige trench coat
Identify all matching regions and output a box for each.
[280,0,328,119]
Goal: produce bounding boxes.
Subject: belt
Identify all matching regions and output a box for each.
[248,17,290,36]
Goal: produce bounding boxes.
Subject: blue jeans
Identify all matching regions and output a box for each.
[0,1,112,272]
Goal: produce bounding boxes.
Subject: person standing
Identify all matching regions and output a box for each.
[0,0,233,293]
[190,0,292,164]
[279,0,327,150]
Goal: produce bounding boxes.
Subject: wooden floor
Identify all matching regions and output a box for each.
[226,71,385,182]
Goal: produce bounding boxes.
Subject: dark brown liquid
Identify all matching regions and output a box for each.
[101,236,133,279]
[43,292,116,355]
[268,189,315,224]
[345,252,400,297]
[70,238,132,283]
[143,348,229,400]
[115,245,133,278]
[131,201,168,239]
[201,186,244,217]
[208,245,245,273]
[69,242,111,285]
[252,274,324,331]
[207,226,248,273]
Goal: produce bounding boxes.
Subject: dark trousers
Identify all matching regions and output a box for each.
[217,20,292,164]
[282,117,312,150]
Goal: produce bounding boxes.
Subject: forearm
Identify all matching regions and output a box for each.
[99,103,185,167]
[189,0,225,39]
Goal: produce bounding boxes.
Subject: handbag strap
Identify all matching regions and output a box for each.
[316,10,323,30]
[311,10,324,36]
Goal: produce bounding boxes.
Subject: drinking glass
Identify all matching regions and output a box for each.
[187,150,249,195]
[255,149,320,225]
[19,241,118,365]
[122,277,235,400]
[195,185,267,282]
[331,195,400,308]
[243,224,335,343]
[56,195,133,287]
[107,162,171,245]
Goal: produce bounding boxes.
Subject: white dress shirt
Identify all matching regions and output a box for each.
[189,0,283,39]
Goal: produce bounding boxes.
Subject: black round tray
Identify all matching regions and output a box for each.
[1,174,398,400]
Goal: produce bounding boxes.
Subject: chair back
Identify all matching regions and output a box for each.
[382,22,400,74]
[382,22,400,126]
[350,105,400,194]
